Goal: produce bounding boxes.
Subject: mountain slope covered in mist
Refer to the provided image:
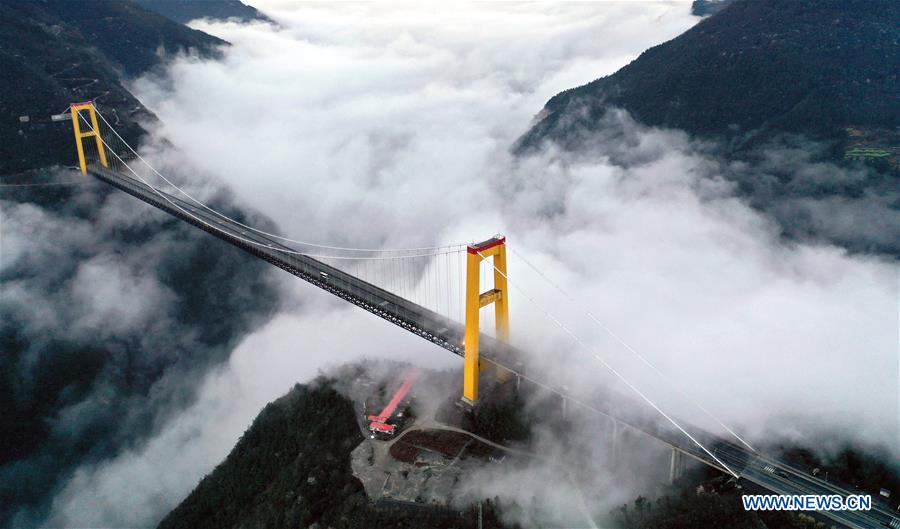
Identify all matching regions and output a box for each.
[0,181,281,527]
[0,0,225,175]
[0,3,282,526]
[0,4,274,516]
[133,0,271,24]
[519,0,899,152]
[156,380,510,529]
[517,0,899,257]
[156,372,899,529]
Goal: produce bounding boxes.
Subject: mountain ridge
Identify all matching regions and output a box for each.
[0,0,227,175]
[155,379,510,529]
[518,0,899,153]
[132,0,272,25]
[515,0,900,257]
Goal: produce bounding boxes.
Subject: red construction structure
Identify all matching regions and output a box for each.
[368,369,417,435]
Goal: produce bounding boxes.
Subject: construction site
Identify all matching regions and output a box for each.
[344,363,534,509]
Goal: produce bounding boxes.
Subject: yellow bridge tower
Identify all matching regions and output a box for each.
[462,235,510,405]
[69,102,107,175]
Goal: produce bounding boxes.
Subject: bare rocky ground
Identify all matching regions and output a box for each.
[340,363,511,506]
[339,361,603,526]
[350,417,499,507]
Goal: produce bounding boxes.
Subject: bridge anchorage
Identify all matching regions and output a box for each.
[62,102,899,529]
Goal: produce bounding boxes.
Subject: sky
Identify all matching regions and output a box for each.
[4,2,897,528]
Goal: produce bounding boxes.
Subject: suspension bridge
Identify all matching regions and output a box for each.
[50,102,900,529]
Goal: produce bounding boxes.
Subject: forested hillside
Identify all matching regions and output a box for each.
[157,380,512,529]
[0,179,282,528]
[518,0,899,151]
[0,0,225,175]
[133,0,271,24]
[516,0,899,257]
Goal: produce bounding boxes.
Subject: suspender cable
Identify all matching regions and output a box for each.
[79,114,460,261]
[477,250,740,479]
[90,107,465,255]
[509,247,756,453]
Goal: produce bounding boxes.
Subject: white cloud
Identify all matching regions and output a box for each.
[42,2,898,527]
[45,296,458,528]
[70,254,175,335]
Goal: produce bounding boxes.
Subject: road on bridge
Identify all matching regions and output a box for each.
[88,163,899,529]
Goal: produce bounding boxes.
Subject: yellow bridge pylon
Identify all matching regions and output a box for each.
[462,235,510,405]
[70,102,107,175]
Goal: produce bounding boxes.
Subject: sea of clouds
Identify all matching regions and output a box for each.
[8,3,895,527]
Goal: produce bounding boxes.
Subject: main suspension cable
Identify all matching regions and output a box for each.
[79,113,462,261]
[90,107,465,255]
[81,110,741,470]
[478,250,740,478]
[509,246,756,453]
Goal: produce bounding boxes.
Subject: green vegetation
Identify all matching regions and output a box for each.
[156,376,898,529]
[516,0,900,257]
[468,391,532,444]
[519,0,900,152]
[0,180,282,528]
[775,445,900,502]
[133,0,271,24]
[157,380,514,529]
[845,147,892,158]
[612,443,900,529]
[0,0,225,175]
[612,490,829,529]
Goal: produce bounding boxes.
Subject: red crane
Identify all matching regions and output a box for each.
[368,369,417,435]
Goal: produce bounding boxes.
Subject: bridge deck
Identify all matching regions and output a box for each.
[88,164,897,529]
